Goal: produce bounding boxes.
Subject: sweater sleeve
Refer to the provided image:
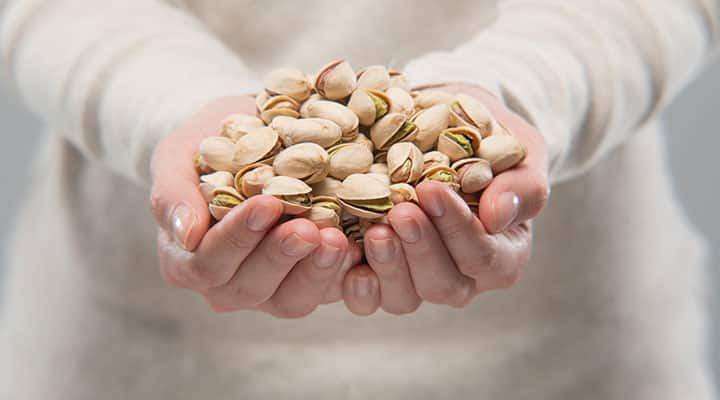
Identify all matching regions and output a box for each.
[403,0,720,184]
[1,0,261,186]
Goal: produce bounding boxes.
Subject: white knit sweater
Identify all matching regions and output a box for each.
[1,1,719,399]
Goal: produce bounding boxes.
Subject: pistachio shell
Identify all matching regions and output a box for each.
[356,65,390,91]
[260,108,300,125]
[411,104,451,151]
[374,151,388,163]
[194,153,213,175]
[389,183,418,204]
[420,165,460,191]
[262,176,313,215]
[386,142,424,183]
[234,163,275,197]
[437,126,482,162]
[272,143,329,184]
[270,116,342,148]
[260,94,301,112]
[299,94,323,118]
[449,94,495,137]
[477,134,527,173]
[367,172,391,186]
[368,163,388,175]
[347,89,391,126]
[460,191,480,207]
[348,133,374,152]
[388,70,411,91]
[306,100,359,137]
[412,90,456,110]
[234,127,282,167]
[255,91,270,111]
[263,67,312,102]
[327,143,373,180]
[341,211,359,229]
[221,114,265,141]
[386,87,415,116]
[201,171,234,188]
[422,151,450,171]
[337,174,393,219]
[310,177,342,197]
[198,136,240,172]
[452,158,493,193]
[303,204,341,229]
[369,112,418,151]
[208,186,244,220]
[314,60,357,100]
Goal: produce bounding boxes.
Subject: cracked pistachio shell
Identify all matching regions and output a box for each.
[437,126,482,162]
[420,165,460,191]
[194,153,213,175]
[198,136,241,172]
[234,163,275,197]
[422,151,450,171]
[221,114,265,141]
[209,186,244,220]
[412,90,457,110]
[356,65,390,91]
[390,183,418,204]
[313,60,357,100]
[336,173,393,219]
[200,171,234,202]
[345,223,364,242]
[410,104,451,151]
[327,143,373,180]
[348,133,374,152]
[347,89,391,126]
[263,67,312,102]
[386,87,415,116]
[270,116,342,148]
[449,94,495,137]
[367,172,391,186]
[369,163,388,175]
[272,143,329,184]
[370,112,418,151]
[386,142,424,184]
[303,196,342,229]
[374,151,388,163]
[452,158,493,193]
[299,94,323,118]
[310,177,342,197]
[234,127,282,167]
[262,176,313,215]
[341,210,359,229]
[306,100,359,137]
[259,95,301,124]
[477,133,527,174]
[388,70,412,91]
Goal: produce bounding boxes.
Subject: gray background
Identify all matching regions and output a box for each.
[0,63,719,373]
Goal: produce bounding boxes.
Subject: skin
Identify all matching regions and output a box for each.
[150,83,549,318]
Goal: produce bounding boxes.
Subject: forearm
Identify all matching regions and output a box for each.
[404,0,720,183]
[1,0,260,186]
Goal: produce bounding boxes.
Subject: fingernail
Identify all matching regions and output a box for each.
[280,233,317,257]
[392,217,422,243]
[367,238,395,263]
[424,188,446,217]
[493,192,520,232]
[171,203,196,250]
[313,243,342,269]
[353,276,371,297]
[246,205,276,232]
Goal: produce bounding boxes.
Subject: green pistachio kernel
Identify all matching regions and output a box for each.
[347,197,394,213]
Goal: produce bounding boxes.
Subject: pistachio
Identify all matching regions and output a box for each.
[200,171,235,202]
[336,174,393,219]
[347,89,391,126]
[221,114,265,141]
[367,172,391,186]
[386,142,424,184]
[368,162,389,175]
[234,127,283,167]
[389,183,418,204]
[477,133,527,174]
[263,67,313,102]
[374,151,388,163]
[461,192,480,215]
[198,136,241,173]
[262,176,313,215]
[272,143,329,184]
[258,94,301,124]
[327,143,373,180]
[370,112,418,151]
[306,100,359,141]
[345,223,364,243]
[412,90,456,110]
[422,151,451,171]
[420,165,460,191]
[348,133,374,152]
[194,153,213,175]
[209,186,244,220]
[452,158,493,193]
[299,93,323,118]
[388,70,411,91]
[303,196,343,229]
[410,104,451,151]
[340,209,360,230]
[437,126,482,162]
[449,94,495,137]
[270,116,341,148]
[356,65,390,91]
[386,87,415,116]
[310,177,342,197]
[234,163,275,197]
[314,60,357,100]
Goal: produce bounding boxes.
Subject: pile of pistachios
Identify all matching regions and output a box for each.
[195,60,527,242]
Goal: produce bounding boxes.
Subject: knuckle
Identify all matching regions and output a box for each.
[458,249,497,278]
[495,267,522,289]
[232,284,269,308]
[221,229,256,253]
[184,258,225,288]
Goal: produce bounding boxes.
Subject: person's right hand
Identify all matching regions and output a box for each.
[150,96,359,318]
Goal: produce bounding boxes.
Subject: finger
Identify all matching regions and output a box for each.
[364,224,421,315]
[416,181,519,290]
[387,202,475,308]
[321,240,363,304]
[203,218,321,312]
[264,228,348,318]
[342,265,380,316]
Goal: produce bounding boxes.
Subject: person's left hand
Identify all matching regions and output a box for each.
[340,84,551,315]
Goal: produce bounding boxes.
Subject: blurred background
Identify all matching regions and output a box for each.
[1,63,719,376]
